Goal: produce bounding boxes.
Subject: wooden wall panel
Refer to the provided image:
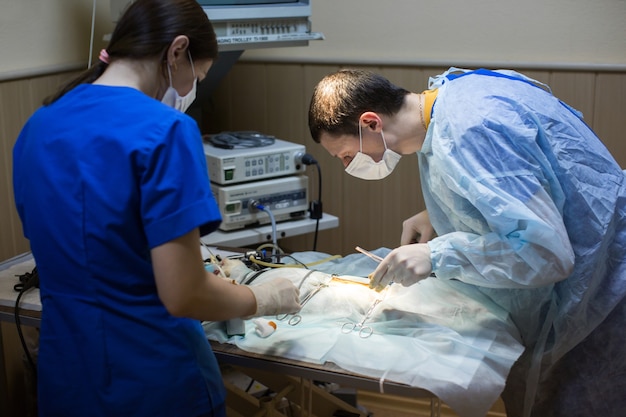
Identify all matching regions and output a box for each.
[1,66,625,262]
[0,80,36,261]
[593,73,626,168]
[0,82,16,260]
[263,63,313,252]
[547,72,596,125]
[264,63,308,143]
[298,65,345,255]
[223,63,269,132]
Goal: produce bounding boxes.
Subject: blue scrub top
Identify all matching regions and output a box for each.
[13,84,225,416]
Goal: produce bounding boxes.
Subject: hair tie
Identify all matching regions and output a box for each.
[99,49,110,64]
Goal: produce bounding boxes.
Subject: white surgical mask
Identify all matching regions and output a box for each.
[161,51,197,113]
[344,125,401,180]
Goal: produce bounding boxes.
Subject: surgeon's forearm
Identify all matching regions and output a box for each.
[152,228,257,321]
[430,228,574,289]
[157,267,258,320]
[168,271,257,321]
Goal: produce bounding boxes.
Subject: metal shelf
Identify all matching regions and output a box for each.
[201,213,338,248]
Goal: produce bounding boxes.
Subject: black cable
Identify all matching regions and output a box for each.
[243,269,270,285]
[300,154,323,251]
[279,254,309,269]
[13,267,39,375]
[244,378,256,393]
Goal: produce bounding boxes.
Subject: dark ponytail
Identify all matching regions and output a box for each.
[43,0,217,105]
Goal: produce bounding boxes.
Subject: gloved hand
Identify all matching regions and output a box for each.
[369,243,432,291]
[401,210,435,245]
[220,258,252,281]
[246,278,301,317]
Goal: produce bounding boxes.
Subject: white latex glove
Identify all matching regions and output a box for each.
[220,258,252,282]
[369,243,432,291]
[401,210,435,245]
[247,278,301,317]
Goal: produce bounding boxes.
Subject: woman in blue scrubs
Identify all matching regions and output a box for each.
[12,1,300,416]
[308,68,626,417]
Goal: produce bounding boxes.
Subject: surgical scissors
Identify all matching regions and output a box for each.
[277,282,328,325]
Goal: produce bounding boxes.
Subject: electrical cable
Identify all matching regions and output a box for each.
[297,254,342,267]
[13,267,39,375]
[247,254,342,269]
[242,269,271,285]
[300,154,323,251]
[277,254,308,268]
[255,243,284,256]
[250,201,279,256]
[248,256,300,269]
[88,0,97,68]
[244,378,256,393]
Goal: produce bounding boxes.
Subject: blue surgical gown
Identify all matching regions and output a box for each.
[13,84,225,417]
[421,68,626,417]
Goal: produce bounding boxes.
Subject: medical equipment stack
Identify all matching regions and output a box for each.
[203,133,310,231]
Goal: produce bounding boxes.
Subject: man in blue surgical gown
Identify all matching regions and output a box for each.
[308,67,626,417]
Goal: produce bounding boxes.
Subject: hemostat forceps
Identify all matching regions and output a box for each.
[277,282,328,325]
[341,285,389,338]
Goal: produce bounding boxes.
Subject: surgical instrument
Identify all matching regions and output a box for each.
[277,282,328,325]
[341,285,390,338]
[355,246,384,263]
[356,246,395,292]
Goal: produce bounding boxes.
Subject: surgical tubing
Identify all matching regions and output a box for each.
[250,201,278,255]
[256,242,284,255]
[248,254,342,269]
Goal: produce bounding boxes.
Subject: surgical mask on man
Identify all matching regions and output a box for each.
[161,50,197,113]
[344,124,402,180]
